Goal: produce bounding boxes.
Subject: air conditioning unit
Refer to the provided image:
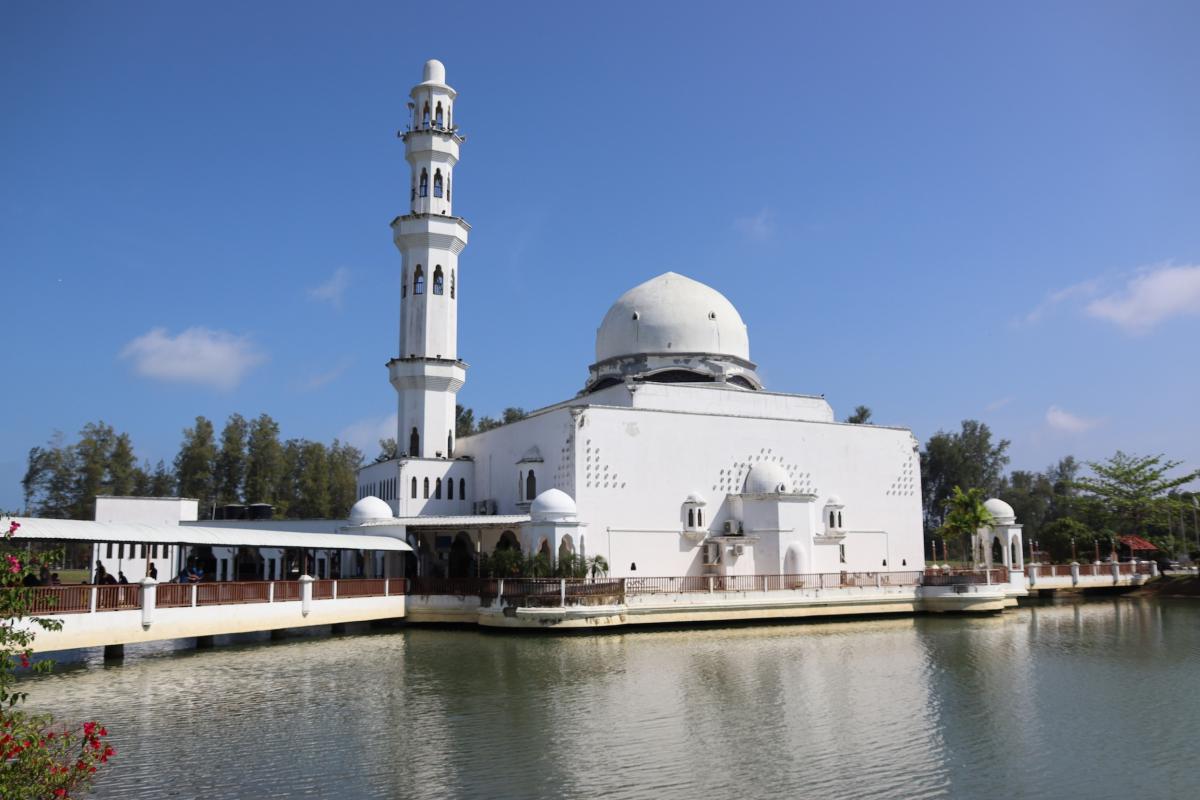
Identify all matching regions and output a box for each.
[473,500,497,516]
[723,520,736,535]
[731,544,745,557]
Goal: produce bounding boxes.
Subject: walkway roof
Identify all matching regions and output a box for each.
[8,517,412,552]
[354,514,530,529]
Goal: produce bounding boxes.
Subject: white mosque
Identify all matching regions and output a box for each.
[350,59,927,582]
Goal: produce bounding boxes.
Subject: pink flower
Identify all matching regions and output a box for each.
[6,554,20,574]
[82,721,96,737]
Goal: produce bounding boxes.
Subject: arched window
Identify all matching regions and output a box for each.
[447,430,453,458]
[697,509,704,526]
[450,269,455,299]
[838,511,843,528]
[526,470,537,500]
[435,478,442,499]
[419,169,428,197]
[401,269,407,298]
[411,477,417,498]
[446,173,451,202]
[410,427,420,458]
[422,102,430,127]
[414,265,424,295]
[687,508,694,527]
[433,170,444,198]
[423,477,430,499]
[448,477,454,500]
[459,478,465,499]
[435,103,444,127]
[433,266,444,295]
[829,511,836,528]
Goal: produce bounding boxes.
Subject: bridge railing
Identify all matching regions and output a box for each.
[20,577,404,616]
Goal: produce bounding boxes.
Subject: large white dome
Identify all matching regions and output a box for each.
[530,489,577,522]
[349,496,393,524]
[744,462,791,495]
[595,272,750,363]
[984,498,1016,523]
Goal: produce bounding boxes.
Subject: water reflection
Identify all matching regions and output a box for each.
[21,601,1200,800]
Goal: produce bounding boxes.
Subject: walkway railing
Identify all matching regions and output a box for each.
[21,578,406,616]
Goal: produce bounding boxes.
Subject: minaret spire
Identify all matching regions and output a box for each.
[389,59,470,459]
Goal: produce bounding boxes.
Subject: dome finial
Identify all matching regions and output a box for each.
[422,59,446,84]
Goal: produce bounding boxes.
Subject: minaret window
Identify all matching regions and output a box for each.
[414,265,425,295]
[829,511,836,528]
[402,269,407,298]
[419,169,428,197]
[435,478,442,499]
[411,477,417,498]
[422,102,430,127]
[450,269,455,299]
[448,476,454,500]
[410,427,420,458]
[447,430,453,457]
[446,174,451,202]
[435,103,444,128]
[423,477,430,498]
[433,266,444,295]
[526,470,537,501]
[433,170,444,198]
[459,478,465,499]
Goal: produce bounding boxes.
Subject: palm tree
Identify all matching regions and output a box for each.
[939,486,994,567]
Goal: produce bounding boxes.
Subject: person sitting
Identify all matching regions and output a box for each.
[148,563,158,580]
[50,572,61,585]
[118,572,129,585]
[103,572,117,585]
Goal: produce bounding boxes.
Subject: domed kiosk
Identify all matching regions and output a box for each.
[585,272,762,393]
[349,496,394,525]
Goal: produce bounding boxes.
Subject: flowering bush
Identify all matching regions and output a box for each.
[1,519,112,798]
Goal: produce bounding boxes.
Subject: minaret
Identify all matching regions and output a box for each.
[389,59,469,459]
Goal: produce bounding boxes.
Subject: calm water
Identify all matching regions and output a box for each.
[22,599,1200,799]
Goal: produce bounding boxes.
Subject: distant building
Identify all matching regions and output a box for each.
[352,60,926,580]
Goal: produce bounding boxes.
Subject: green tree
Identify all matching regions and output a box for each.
[846,405,872,424]
[1038,517,1094,563]
[455,404,475,438]
[291,441,331,519]
[997,470,1054,542]
[73,421,116,519]
[476,416,500,433]
[502,407,527,425]
[938,486,995,566]
[21,435,77,518]
[328,440,363,517]
[174,416,217,516]
[375,438,397,463]
[149,459,174,496]
[1074,452,1200,545]
[921,420,1010,536]
[215,413,248,505]
[244,414,283,508]
[107,432,138,497]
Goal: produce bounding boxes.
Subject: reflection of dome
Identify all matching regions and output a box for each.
[744,462,791,495]
[587,273,762,393]
[984,498,1015,523]
[349,496,393,524]
[530,489,577,521]
[421,59,446,84]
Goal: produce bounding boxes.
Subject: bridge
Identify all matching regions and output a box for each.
[1023,561,1157,593]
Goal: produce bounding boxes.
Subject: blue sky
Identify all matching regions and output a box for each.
[3,1,1199,510]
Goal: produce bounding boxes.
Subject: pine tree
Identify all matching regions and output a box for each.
[215,413,248,505]
[174,416,217,517]
[107,432,137,497]
[328,440,363,517]
[244,414,283,508]
[149,460,174,496]
[294,441,331,518]
[73,421,116,519]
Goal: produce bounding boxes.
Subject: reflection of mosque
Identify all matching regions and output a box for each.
[351,59,927,582]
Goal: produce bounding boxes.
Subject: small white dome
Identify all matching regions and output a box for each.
[422,59,446,84]
[826,495,844,508]
[595,272,750,363]
[744,462,791,495]
[684,491,707,506]
[530,488,577,521]
[984,498,1016,523]
[349,496,393,524]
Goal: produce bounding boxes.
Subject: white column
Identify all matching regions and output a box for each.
[140,577,157,628]
[300,574,314,616]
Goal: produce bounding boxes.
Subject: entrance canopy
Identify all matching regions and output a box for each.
[9,517,412,552]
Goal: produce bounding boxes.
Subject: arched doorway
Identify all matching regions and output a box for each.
[784,545,803,575]
[992,537,1004,567]
[558,534,575,576]
[449,532,474,578]
[496,530,519,551]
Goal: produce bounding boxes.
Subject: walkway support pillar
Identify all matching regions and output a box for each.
[140,577,157,629]
[1028,566,1038,587]
[1151,561,1160,577]
[1070,562,1080,587]
[300,574,314,617]
[1110,561,1120,584]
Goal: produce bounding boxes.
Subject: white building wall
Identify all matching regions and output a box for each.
[92,496,197,582]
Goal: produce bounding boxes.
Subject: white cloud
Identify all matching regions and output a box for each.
[339,413,397,456]
[120,327,266,391]
[985,396,1014,412]
[308,267,351,310]
[298,358,352,392]
[1019,278,1101,325]
[1045,405,1101,434]
[733,208,773,241]
[1085,264,1200,333]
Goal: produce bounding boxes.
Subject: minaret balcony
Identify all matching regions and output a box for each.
[391,214,470,253]
[388,357,467,393]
